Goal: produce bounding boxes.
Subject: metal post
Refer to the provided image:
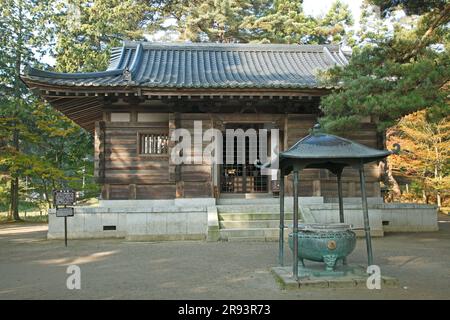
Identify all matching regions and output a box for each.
[337,170,347,265]
[279,175,285,266]
[293,170,299,281]
[64,216,68,247]
[359,163,373,266]
[337,170,344,223]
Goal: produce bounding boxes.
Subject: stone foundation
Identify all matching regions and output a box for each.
[48,198,213,240]
[47,198,438,240]
[302,202,438,235]
[271,266,399,290]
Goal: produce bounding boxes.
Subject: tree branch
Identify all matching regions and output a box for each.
[401,3,450,62]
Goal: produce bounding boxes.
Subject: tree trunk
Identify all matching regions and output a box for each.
[10,177,20,221]
[10,129,20,221]
[379,130,401,198]
[387,160,401,197]
[42,179,52,209]
[400,3,450,62]
[10,1,23,222]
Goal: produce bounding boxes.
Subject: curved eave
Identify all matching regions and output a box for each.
[25,66,125,79]
[21,75,341,91]
[20,75,332,136]
[278,152,392,175]
[279,152,392,162]
[23,43,144,81]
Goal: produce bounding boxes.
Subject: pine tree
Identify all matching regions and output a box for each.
[248,0,316,44]
[53,0,154,72]
[319,1,450,133]
[318,0,449,198]
[156,0,271,43]
[314,0,354,44]
[0,0,54,220]
[356,1,389,47]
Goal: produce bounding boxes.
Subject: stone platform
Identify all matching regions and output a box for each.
[271,265,399,290]
[46,197,438,240]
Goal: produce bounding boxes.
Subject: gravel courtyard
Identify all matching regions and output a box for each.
[0,214,449,300]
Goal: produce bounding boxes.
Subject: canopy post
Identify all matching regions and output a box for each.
[359,162,374,266]
[278,174,285,266]
[337,168,347,265]
[293,170,299,281]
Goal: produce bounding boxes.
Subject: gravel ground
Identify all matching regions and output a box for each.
[0,214,449,300]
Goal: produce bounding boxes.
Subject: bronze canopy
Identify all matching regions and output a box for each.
[276,124,398,280]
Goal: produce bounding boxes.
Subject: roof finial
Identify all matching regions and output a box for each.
[123,68,132,82]
[311,123,322,135]
[391,143,401,155]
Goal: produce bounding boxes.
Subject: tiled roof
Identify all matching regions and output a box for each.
[23,41,349,89]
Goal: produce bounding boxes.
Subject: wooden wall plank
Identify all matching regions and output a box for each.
[101,111,382,199]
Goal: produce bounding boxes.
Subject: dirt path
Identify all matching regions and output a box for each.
[0,216,449,300]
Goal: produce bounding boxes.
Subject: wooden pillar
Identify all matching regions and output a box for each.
[131,110,138,123]
[101,184,110,200]
[373,182,381,197]
[168,113,184,198]
[174,112,184,198]
[312,179,321,196]
[348,181,356,197]
[129,184,136,200]
[95,121,107,198]
[94,121,106,182]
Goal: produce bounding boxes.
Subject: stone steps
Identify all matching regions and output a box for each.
[217,202,297,241]
[217,198,280,205]
[219,227,282,241]
[220,219,281,229]
[219,212,293,221]
[227,236,268,242]
[226,234,289,242]
[217,204,282,214]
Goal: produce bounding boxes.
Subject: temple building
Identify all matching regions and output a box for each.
[21,42,437,240]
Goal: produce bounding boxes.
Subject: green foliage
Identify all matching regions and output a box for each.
[246,0,314,44]
[1,0,150,217]
[53,0,155,72]
[319,1,450,133]
[0,0,101,218]
[1,0,56,219]
[152,0,271,43]
[150,0,353,44]
[314,0,354,44]
[355,1,389,46]
[371,0,448,16]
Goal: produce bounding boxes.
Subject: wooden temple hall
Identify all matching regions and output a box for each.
[22,41,383,201]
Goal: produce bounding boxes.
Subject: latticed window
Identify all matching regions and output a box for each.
[139,133,169,154]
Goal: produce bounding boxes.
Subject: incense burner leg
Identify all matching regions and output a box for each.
[300,258,305,267]
[323,254,338,271]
